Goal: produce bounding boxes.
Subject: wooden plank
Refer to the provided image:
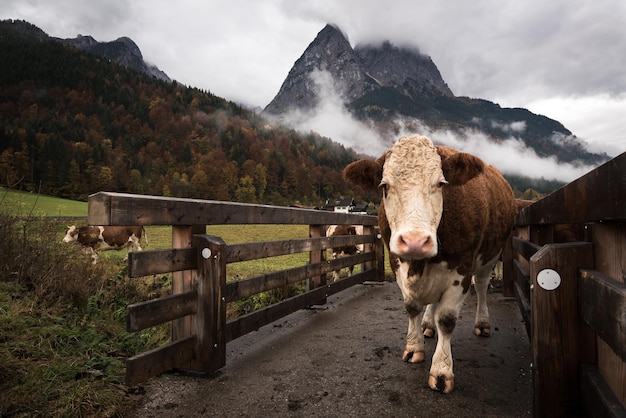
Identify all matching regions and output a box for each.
[127,290,197,332]
[88,191,378,226]
[193,234,227,372]
[128,248,196,277]
[579,269,626,363]
[580,364,626,418]
[517,151,626,225]
[225,269,377,342]
[225,234,375,263]
[512,236,541,261]
[125,336,196,387]
[224,252,374,302]
[513,259,530,300]
[592,222,626,406]
[530,242,596,418]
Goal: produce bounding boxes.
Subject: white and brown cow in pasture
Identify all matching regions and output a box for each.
[326,224,363,281]
[343,134,517,393]
[63,225,146,263]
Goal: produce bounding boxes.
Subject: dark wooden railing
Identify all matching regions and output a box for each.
[502,151,626,417]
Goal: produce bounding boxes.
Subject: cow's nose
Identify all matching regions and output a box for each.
[395,232,436,259]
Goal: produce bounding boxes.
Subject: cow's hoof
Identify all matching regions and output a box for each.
[422,327,435,338]
[402,350,424,363]
[474,325,490,337]
[428,374,454,393]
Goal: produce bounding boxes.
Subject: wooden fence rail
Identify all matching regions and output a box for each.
[87,192,384,387]
[502,151,626,418]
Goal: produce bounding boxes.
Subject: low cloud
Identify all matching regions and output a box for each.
[272,70,601,183]
[272,70,387,156]
[401,122,597,183]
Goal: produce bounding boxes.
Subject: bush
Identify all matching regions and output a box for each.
[0,212,169,417]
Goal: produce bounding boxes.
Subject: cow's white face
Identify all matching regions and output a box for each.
[380,136,447,260]
[62,225,78,243]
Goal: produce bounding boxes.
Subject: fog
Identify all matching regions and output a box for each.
[276,70,599,183]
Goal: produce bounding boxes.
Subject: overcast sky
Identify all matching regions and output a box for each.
[2,0,625,180]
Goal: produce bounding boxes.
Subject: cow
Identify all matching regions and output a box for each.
[326,224,362,281]
[63,225,146,263]
[343,134,517,393]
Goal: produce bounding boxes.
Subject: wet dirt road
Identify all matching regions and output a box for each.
[132,281,532,417]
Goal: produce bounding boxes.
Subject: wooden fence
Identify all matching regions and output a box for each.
[502,151,626,417]
[87,192,384,387]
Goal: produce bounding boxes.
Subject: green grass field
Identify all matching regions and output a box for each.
[0,187,88,217]
[0,187,388,280]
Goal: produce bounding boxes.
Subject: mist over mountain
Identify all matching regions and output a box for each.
[264,24,609,182]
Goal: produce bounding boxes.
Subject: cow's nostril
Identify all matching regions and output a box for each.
[396,232,436,258]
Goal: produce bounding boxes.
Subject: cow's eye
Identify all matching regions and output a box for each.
[378,181,389,197]
[437,179,448,189]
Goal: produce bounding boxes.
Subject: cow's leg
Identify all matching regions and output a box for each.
[85,247,98,264]
[428,282,467,393]
[129,235,142,252]
[472,255,499,336]
[421,303,436,338]
[402,303,425,363]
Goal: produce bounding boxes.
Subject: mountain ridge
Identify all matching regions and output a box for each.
[264,24,608,167]
[0,19,170,82]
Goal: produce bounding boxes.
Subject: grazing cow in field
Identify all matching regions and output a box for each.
[63,225,146,263]
[343,134,517,393]
[326,225,362,281]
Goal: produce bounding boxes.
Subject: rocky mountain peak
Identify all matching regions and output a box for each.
[355,41,453,97]
[264,24,452,116]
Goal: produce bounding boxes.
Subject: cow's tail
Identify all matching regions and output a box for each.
[142,226,149,248]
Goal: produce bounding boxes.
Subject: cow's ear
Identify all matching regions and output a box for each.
[343,158,383,191]
[440,152,484,186]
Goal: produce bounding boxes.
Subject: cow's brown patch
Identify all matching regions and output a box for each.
[437,312,457,335]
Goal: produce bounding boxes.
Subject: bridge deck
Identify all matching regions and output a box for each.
[133,281,532,417]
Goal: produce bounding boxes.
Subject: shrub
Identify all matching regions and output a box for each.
[0,211,168,417]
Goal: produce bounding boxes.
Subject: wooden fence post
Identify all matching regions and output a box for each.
[501,235,514,297]
[530,242,596,417]
[192,234,227,372]
[172,225,206,342]
[371,227,385,282]
[308,224,327,304]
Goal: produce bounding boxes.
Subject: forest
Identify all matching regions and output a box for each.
[0,22,549,207]
[0,24,371,207]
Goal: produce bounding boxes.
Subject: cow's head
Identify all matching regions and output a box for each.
[343,135,484,260]
[62,225,79,243]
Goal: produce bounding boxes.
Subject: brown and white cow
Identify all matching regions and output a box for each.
[326,225,362,281]
[343,134,516,393]
[63,225,146,263]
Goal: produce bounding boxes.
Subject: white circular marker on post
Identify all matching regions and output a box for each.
[537,269,561,291]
